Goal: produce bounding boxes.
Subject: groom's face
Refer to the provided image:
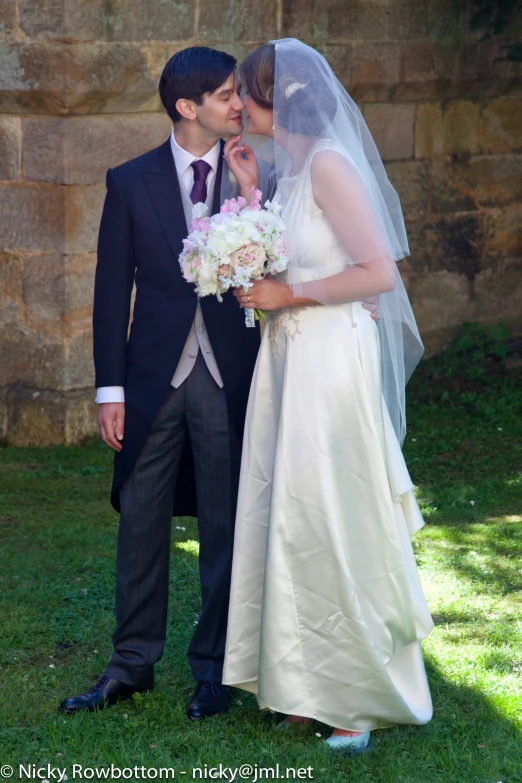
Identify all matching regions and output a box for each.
[195,73,245,139]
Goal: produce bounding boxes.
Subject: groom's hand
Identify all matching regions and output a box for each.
[98,403,125,452]
[362,295,380,322]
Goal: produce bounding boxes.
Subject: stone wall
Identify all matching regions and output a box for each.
[0,0,521,445]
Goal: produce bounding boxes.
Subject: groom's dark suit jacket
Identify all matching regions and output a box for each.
[93,138,261,515]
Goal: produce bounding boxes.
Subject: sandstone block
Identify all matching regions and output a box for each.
[456,42,513,90]
[351,43,401,101]
[318,45,354,88]
[0,0,18,39]
[0,250,23,326]
[0,43,66,114]
[0,183,64,251]
[63,330,95,390]
[432,155,522,213]
[0,323,64,388]
[408,212,486,279]
[415,100,481,159]
[385,160,430,217]
[386,2,430,41]
[65,184,106,254]
[19,0,195,42]
[327,0,388,42]
[63,253,96,327]
[443,100,480,156]
[0,116,21,179]
[22,114,172,185]
[140,42,185,86]
[402,42,456,84]
[0,251,96,391]
[438,212,484,279]
[473,260,522,326]
[199,0,277,42]
[479,99,522,154]
[405,217,444,275]
[363,103,415,161]
[476,155,522,208]
[3,396,65,446]
[483,204,522,259]
[63,42,159,115]
[399,42,456,101]
[64,393,98,444]
[62,254,96,391]
[0,387,98,447]
[21,118,64,183]
[282,0,313,40]
[67,0,194,42]
[415,103,444,159]
[409,270,469,333]
[430,159,478,215]
[19,0,63,38]
[23,253,65,334]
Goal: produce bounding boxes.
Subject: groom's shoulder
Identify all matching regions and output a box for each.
[108,139,170,184]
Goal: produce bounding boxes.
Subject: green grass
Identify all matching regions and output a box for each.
[0,351,521,783]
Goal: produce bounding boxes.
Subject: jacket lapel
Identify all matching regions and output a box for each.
[142,139,188,258]
[211,139,225,217]
[143,138,226,257]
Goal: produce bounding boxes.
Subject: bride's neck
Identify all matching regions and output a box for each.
[279,131,319,171]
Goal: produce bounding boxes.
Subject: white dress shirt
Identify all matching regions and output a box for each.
[96,130,223,404]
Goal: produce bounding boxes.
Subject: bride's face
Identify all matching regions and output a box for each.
[243,93,274,138]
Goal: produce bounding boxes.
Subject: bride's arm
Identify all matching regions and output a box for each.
[223,134,259,199]
[235,150,396,312]
[300,149,396,304]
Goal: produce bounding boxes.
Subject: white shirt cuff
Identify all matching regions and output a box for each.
[95,386,125,404]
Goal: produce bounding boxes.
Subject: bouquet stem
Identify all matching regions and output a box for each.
[244,309,266,328]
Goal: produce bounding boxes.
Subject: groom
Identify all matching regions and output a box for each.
[58,46,260,720]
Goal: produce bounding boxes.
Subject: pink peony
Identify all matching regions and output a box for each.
[229,243,266,273]
[217,263,233,280]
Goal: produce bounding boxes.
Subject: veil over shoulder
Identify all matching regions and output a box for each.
[262,38,423,444]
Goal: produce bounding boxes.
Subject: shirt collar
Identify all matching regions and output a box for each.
[170,129,220,177]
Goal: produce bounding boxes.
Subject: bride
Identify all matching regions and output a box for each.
[222,38,433,751]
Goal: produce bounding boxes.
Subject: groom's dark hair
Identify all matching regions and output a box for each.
[159,46,237,123]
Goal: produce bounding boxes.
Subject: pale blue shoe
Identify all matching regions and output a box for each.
[325,730,370,751]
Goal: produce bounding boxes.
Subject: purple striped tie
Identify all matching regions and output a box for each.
[190,159,212,205]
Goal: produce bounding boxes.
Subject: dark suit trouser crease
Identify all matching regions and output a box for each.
[105,353,233,687]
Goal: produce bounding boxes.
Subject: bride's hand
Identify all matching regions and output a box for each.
[224,135,258,197]
[234,278,293,311]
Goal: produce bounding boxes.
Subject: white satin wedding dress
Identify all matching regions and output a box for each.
[222,148,434,733]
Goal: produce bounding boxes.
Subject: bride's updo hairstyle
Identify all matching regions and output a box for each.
[240,44,337,136]
[240,44,276,109]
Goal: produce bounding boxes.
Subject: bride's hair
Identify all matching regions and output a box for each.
[240,43,336,136]
[239,44,276,109]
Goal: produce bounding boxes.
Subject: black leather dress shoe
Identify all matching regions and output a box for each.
[58,674,153,714]
[187,680,230,721]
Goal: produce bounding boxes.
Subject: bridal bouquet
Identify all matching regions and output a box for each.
[179,188,288,327]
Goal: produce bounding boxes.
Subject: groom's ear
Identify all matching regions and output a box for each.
[175,98,199,122]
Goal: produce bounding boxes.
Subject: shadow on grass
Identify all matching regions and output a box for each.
[418,520,522,598]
